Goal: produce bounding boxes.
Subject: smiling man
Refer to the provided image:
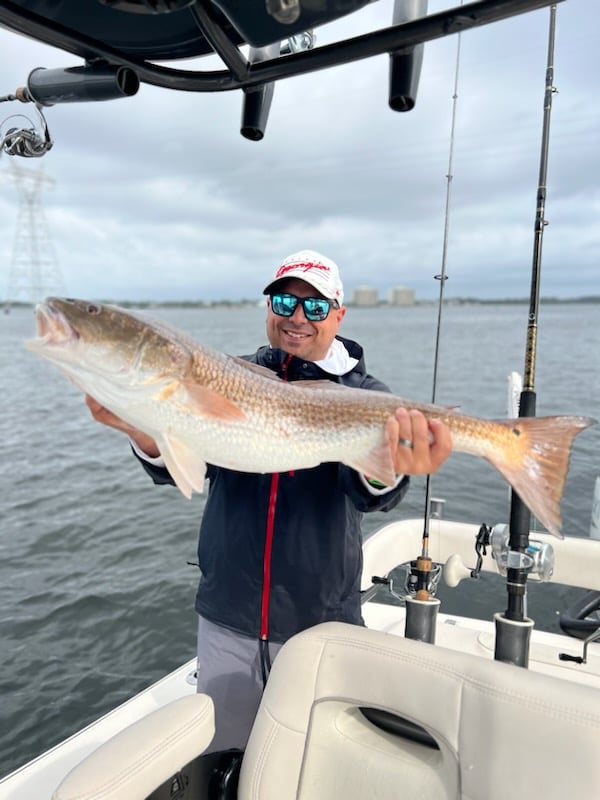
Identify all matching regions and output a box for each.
[263,250,346,362]
[86,249,452,756]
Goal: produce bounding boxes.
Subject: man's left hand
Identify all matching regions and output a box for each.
[387,407,452,476]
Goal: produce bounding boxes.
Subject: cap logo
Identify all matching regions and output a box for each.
[274,261,331,279]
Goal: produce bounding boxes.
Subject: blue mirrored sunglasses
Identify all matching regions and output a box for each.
[270,293,338,322]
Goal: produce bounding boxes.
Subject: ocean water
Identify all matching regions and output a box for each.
[0,302,598,778]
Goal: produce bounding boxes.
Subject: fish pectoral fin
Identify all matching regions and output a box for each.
[179,381,246,422]
[158,431,207,498]
[153,380,181,400]
[347,438,397,487]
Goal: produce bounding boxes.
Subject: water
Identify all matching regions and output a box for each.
[1,302,598,778]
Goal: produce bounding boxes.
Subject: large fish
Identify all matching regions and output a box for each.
[26,298,596,538]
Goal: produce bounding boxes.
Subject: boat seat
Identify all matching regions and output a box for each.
[51,622,600,800]
[52,693,214,800]
[238,621,600,800]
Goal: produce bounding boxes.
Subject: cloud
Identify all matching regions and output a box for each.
[0,0,598,302]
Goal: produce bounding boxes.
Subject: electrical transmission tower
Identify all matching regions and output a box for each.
[2,160,65,308]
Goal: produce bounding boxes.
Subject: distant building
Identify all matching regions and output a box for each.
[351,285,379,306]
[388,286,415,306]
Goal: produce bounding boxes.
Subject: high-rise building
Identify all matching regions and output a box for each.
[388,286,415,306]
[351,286,379,306]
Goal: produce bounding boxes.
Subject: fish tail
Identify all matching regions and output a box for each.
[487,415,596,538]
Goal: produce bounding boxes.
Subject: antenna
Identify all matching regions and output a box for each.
[2,161,65,309]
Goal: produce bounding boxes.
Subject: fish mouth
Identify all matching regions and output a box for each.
[30,299,80,346]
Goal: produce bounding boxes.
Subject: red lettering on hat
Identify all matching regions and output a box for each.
[274,261,330,279]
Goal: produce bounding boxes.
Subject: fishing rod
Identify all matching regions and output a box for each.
[421,22,462,557]
[494,3,558,667]
[404,4,463,642]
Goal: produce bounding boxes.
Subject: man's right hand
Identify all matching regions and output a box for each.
[85,395,161,458]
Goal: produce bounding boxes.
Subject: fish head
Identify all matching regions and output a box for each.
[25,297,193,392]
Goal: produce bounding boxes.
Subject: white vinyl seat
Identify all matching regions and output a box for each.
[51,622,600,800]
[238,621,600,800]
[52,694,215,800]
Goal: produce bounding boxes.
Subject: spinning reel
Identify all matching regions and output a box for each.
[0,91,53,158]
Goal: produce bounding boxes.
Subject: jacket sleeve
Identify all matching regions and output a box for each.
[131,447,175,486]
[341,466,410,512]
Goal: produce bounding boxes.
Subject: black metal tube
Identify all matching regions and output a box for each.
[494,613,534,667]
[388,0,428,112]
[240,83,274,141]
[405,596,440,643]
[189,2,249,83]
[26,65,139,106]
[240,43,279,141]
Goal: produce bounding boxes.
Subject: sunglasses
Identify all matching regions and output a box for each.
[270,293,338,322]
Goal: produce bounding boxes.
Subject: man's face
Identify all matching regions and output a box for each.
[266,277,346,362]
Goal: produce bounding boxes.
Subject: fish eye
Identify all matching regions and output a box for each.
[86,303,100,315]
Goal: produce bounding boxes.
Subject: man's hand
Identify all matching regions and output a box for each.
[387,407,452,476]
[85,395,161,458]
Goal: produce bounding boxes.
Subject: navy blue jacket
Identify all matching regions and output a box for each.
[137,336,409,642]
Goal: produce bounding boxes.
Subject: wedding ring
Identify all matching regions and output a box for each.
[398,438,413,449]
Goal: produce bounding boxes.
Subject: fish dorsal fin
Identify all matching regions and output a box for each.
[228,358,351,391]
[293,380,350,389]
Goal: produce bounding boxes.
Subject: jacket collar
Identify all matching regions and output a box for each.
[254,336,367,379]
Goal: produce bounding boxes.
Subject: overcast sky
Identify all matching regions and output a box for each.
[0,0,597,303]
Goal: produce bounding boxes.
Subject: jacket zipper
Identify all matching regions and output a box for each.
[259,353,292,683]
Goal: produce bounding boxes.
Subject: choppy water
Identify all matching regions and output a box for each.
[1,302,599,778]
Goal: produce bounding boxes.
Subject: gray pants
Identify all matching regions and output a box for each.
[196,615,284,753]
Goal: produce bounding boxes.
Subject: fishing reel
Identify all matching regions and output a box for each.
[372,559,443,602]
[404,558,443,597]
[490,523,555,582]
[0,97,53,158]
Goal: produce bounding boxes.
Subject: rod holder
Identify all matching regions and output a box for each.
[494,612,534,667]
[26,65,139,106]
[388,0,427,112]
[241,84,274,141]
[241,43,279,141]
[405,595,440,643]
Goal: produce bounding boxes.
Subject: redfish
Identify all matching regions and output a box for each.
[25,298,596,538]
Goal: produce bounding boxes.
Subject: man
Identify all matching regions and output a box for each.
[86,250,452,753]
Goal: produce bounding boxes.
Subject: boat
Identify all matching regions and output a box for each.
[2,516,599,799]
[1,2,599,798]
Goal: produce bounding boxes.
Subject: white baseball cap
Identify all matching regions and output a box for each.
[263,250,344,307]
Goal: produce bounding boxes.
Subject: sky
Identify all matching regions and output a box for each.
[0,0,598,303]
